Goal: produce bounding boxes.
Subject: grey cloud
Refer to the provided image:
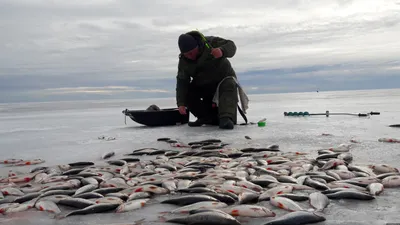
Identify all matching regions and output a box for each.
[1,0,400,103]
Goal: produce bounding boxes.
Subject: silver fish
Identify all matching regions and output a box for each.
[74,184,98,196]
[116,198,149,213]
[166,211,241,225]
[367,183,384,196]
[35,200,61,214]
[270,196,304,212]
[171,201,228,214]
[58,197,96,209]
[238,191,259,204]
[382,176,400,188]
[102,151,115,160]
[325,190,375,200]
[220,204,276,217]
[61,203,120,218]
[309,192,330,212]
[262,211,326,225]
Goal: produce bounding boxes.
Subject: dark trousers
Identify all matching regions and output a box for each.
[186,78,238,124]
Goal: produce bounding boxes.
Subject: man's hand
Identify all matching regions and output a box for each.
[211,48,223,58]
[178,106,187,115]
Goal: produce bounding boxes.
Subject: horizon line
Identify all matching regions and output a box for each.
[1,87,399,105]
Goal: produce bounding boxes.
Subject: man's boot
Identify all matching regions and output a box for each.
[219,117,234,129]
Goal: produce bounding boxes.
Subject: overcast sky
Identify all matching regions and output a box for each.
[1,0,400,103]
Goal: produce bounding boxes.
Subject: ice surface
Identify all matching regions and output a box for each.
[0,88,400,225]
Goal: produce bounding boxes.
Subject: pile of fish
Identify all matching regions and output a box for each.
[0,159,45,167]
[1,138,400,225]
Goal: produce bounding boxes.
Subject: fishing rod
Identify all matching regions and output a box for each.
[284,110,381,117]
[196,28,213,49]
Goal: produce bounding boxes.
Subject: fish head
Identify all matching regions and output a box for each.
[282,185,293,191]
[263,208,276,217]
[58,165,71,171]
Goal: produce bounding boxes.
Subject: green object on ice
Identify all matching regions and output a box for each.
[293,112,298,116]
[258,121,266,127]
[298,112,304,116]
[287,112,293,116]
[304,111,309,116]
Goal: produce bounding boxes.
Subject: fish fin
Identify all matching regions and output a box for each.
[52,213,67,220]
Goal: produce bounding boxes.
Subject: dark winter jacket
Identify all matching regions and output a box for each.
[176,30,237,106]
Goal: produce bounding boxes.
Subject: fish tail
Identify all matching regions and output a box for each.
[315,208,325,213]
[52,213,66,220]
[32,197,42,207]
[307,208,316,213]
[158,215,167,222]
[115,207,123,213]
[309,207,324,214]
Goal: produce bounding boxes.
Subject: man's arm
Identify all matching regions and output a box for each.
[176,62,190,107]
[206,36,237,58]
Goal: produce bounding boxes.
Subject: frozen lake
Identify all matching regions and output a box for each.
[1,88,400,225]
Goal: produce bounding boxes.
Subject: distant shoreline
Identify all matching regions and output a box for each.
[1,87,399,105]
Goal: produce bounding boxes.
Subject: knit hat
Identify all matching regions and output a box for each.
[178,34,198,53]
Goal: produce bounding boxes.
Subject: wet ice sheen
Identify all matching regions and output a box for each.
[1,89,400,225]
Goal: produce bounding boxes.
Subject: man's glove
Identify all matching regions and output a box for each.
[178,106,187,115]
